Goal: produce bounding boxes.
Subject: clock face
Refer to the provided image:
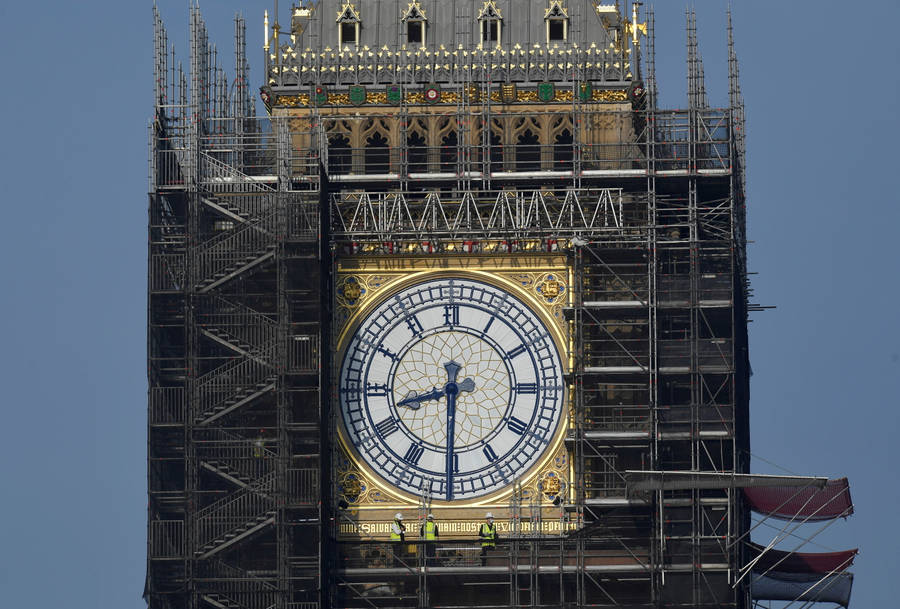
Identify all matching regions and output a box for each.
[338,277,565,501]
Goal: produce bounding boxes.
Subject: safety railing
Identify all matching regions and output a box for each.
[150,387,185,425]
[154,147,190,188]
[150,254,186,293]
[657,275,691,303]
[658,404,735,436]
[334,538,649,570]
[199,151,276,193]
[584,338,649,369]
[289,334,320,373]
[286,195,320,241]
[287,468,320,505]
[197,559,279,609]
[583,404,651,433]
[584,454,628,498]
[657,339,734,370]
[150,519,185,558]
[582,273,649,303]
[322,141,652,177]
[699,273,732,301]
[696,110,731,171]
[698,339,733,369]
[653,110,692,173]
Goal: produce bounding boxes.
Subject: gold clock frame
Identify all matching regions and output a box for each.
[332,254,574,511]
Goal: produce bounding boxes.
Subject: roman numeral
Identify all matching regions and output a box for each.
[507,344,527,359]
[515,383,538,394]
[339,384,360,396]
[443,304,460,327]
[482,444,498,462]
[403,443,425,465]
[405,314,424,337]
[375,417,399,438]
[507,416,528,435]
[376,344,396,360]
[366,382,388,397]
[483,316,495,333]
[452,453,459,473]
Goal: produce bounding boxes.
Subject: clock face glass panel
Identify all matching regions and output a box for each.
[338,277,565,501]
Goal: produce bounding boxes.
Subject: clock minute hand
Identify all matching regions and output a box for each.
[443,361,476,500]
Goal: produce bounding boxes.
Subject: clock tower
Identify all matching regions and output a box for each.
[148,3,772,609]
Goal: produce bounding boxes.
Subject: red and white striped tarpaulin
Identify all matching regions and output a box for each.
[748,542,857,573]
[743,477,853,521]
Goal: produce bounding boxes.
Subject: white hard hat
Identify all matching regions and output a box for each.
[485,512,494,519]
[427,513,434,519]
[395,513,403,520]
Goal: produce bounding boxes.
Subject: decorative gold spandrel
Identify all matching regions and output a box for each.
[336,444,405,506]
[334,272,406,344]
[536,446,571,503]
[335,275,364,307]
[490,270,568,330]
[334,257,571,347]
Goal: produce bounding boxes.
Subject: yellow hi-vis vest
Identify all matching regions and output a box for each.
[480,523,496,548]
[390,521,403,541]
[423,521,436,540]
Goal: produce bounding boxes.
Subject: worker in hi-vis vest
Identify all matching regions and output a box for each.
[479,512,500,565]
[390,513,406,566]
[419,513,439,563]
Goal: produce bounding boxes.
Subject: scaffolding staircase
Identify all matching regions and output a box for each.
[193,212,277,293]
[199,559,279,609]
[199,295,278,358]
[195,471,277,559]
[200,428,278,488]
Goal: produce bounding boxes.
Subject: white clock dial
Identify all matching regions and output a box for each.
[338,277,565,501]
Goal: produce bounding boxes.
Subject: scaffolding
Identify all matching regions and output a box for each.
[147,4,851,609]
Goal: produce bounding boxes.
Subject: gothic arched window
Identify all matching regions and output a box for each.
[545,1,568,43]
[328,134,351,174]
[365,132,390,174]
[336,2,361,48]
[477,1,503,46]
[402,1,427,47]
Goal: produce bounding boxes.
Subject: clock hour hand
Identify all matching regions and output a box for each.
[397,387,445,409]
[442,361,476,397]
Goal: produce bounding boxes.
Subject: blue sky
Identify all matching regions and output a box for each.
[0,1,896,607]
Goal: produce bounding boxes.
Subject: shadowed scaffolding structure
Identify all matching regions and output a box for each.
[146,3,855,608]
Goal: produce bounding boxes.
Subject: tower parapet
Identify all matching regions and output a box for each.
[264,0,647,111]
